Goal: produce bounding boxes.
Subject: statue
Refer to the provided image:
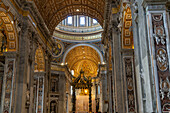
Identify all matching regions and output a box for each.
[0,29,7,52]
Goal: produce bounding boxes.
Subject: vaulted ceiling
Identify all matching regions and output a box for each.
[65,46,101,77]
[33,0,105,34]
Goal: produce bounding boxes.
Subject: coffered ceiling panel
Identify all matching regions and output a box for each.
[33,0,105,34]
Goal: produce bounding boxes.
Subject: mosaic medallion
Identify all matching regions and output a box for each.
[54,41,63,57]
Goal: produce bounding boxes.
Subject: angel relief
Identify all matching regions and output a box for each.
[153,26,166,46]
[0,29,7,52]
[156,48,168,71]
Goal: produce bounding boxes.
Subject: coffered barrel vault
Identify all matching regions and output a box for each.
[33,0,105,33]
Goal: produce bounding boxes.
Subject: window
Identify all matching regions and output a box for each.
[71,70,74,75]
[71,86,73,95]
[93,19,97,24]
[67,16,72,25]
[98,85,100,94]
[80,16,85,25]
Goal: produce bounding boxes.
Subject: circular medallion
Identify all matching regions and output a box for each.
[54,42,63,57]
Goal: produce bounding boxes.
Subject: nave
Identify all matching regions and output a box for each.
[0,0,170,113]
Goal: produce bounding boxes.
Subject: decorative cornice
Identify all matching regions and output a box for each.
[142,0,167,10]
[3,51,18,58]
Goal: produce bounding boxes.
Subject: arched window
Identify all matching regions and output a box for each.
[67,16,72,25]
[80,16,85,26]
[93,19,97,24]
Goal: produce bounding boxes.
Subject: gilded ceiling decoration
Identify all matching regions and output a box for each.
[34,46,45,72]
[122,5,134,49]
[65,46,100,77]
[0,11,17,54]
[33,0,105,34]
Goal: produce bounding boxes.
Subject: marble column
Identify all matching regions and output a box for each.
[58,73,66,113]
[130,1,146,112]
[101,71,107,112]
[13,17,30,113]
[44,54,51,113]
[112,14,126,113]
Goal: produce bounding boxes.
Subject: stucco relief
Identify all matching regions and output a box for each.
[124,57,136,112]
[156,48,168,71]
[152,13,170,112]
[3,60,15,113]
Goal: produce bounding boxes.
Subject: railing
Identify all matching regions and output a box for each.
[57,24,102,33]
[53,32,102,41]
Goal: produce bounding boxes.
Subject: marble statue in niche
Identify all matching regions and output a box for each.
[0,29,7,52]
[50,101,57,113]
[51,79,58,92]
[51,76,58,92]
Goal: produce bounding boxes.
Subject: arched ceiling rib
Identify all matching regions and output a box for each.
[33,0,105,34]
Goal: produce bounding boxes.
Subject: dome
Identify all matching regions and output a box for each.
[53,15,103,41]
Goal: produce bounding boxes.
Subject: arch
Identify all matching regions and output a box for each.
[47,5,103,32]
[62,43,104,63]
[0,10,18,53]
[33,0,105,33]
[34,46,45,72]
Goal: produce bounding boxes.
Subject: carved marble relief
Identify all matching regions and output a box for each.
[33,76,44,113]
[0,73,3,106]
[38,77,44,113]
[33,78,38,113]
[0,59,4,106]
[124,57,136,112]
[152,13,170,112]
[3,59,15,113]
